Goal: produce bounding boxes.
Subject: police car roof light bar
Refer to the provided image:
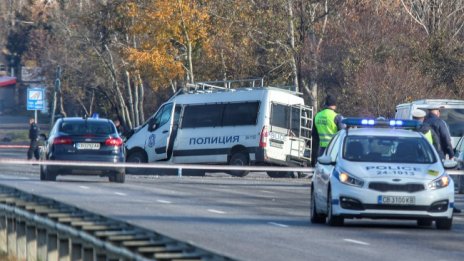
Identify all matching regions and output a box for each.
[342,118,420,129]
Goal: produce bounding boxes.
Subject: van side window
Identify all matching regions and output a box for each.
[182,104,224,128]
[223,102,259,126]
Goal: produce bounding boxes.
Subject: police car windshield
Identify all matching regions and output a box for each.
[343,136,437,164]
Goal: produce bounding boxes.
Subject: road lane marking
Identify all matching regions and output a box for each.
[208,209,226,214]
[268,222,289,228]
[79,186,90,189]
[157,199,172,204]
[343,239,370,246]
[261,190,275,194]
[114,192,126,196]
[454,216,464,221]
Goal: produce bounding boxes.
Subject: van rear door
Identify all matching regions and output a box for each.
[267,103,312,165]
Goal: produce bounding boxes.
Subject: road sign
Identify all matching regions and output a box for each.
[27,87,45,111]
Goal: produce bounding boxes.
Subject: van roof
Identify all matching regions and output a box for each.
[397,99,464,107]
[173,87,305,104]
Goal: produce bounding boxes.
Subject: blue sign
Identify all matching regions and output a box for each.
[27,88,45,111]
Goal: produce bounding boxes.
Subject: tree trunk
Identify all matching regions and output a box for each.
[287,0,299,93]
[125,70,135,127]
[137,73,145,123]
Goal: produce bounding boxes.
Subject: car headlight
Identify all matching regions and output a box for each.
[428,174,450,190]
[334,169,364,187]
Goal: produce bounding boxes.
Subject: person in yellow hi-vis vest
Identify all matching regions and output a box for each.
[312,95,345,158]
[412,109,441,154]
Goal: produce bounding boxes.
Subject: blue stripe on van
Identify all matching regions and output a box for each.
[173,147,260,157]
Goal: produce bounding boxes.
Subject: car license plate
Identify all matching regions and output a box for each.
[378,195,415,205]
[76,143,100,150]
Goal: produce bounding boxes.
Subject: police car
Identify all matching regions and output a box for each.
[311,118,455,229]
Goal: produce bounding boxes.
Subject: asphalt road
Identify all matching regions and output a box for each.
[1,148,464,261]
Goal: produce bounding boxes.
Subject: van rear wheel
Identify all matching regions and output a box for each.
[228,152,249,177]
[267,171,298,178]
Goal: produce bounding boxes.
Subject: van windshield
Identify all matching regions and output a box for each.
[439,109,464,137]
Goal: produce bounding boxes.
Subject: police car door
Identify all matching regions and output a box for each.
[145,103,173,162]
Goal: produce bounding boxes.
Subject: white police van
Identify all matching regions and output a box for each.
[311,118,455,229]
[124,79,313,177]
[395,99,464,147]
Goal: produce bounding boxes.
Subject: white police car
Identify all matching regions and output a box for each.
[311,118,455,229]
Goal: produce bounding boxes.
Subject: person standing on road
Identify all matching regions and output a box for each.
[412,109,441,152]
[27,118,40,160]
[312,95,345,159]
[424,107,454,161]
[424,106,461,213]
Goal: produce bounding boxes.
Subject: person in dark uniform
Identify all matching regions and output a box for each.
[27,118,40,160]
[424,106,460,213]
[114,119,127,136]
[424,107,454,161]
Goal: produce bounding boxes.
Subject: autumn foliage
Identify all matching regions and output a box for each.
[1,0,463,123]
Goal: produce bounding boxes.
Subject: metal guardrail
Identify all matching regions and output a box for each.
[1,158,464,177]
[0,184,233,261]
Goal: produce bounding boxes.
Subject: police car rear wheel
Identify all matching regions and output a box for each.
[310,187,326,224]
[435,218,452,230]
[228,152,249,177]
[327,189,344,226]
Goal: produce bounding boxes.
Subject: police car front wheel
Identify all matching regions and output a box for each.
[327,189,344,226]
[435,218,453,230]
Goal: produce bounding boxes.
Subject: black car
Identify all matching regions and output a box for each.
[455,135,464,193]
[40,116,126,183]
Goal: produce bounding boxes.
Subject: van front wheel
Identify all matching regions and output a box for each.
[228,152,249,177]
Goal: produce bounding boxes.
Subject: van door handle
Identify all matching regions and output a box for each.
[162,130,168,133]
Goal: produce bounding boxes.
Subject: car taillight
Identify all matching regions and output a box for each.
[53,136,72,145]
[105,137,123,147]
[259,126,268,148]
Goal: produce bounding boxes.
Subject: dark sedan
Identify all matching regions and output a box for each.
[40,116,125,183]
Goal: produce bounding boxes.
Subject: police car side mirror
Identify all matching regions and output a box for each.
[318,155,334,165]
[443,159,457,169]
[39,133,47,140]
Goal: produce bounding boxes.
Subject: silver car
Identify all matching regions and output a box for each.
[311,118,455,229]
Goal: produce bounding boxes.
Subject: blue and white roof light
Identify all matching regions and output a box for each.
[342,118,420,129]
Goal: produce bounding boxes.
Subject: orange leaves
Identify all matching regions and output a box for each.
[122,0,211,87]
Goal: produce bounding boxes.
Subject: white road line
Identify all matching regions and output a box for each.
[343,239,370,246]
[114,192,126,196]
[268,222,289,228]
[454,216,464,221]
[157,199,172,204]
[79,186,90,189]
[207,209,226,214]
[261,190,275,194]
